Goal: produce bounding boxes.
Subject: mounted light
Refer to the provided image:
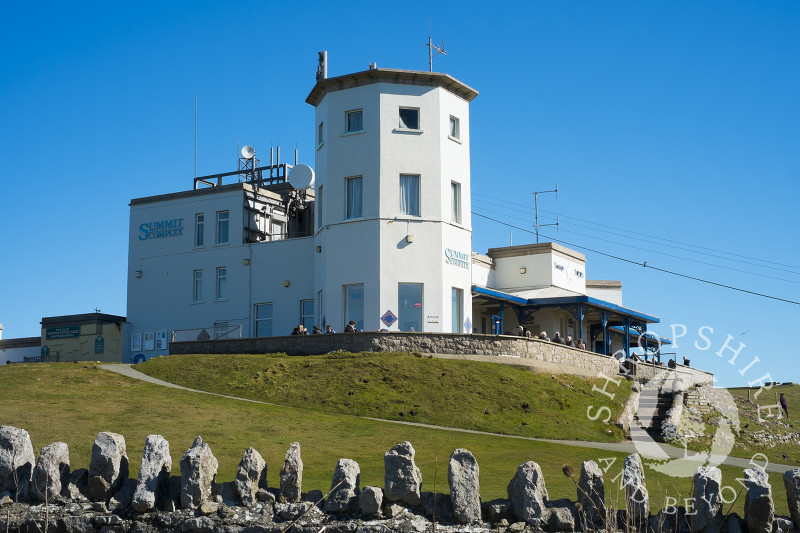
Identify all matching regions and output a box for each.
[519,267,526,274]
[283,280,291,287]
[406,235,415,243]
[135,271,142,278]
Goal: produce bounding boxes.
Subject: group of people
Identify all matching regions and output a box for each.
[509,326,587,350]
[290,320,359,335]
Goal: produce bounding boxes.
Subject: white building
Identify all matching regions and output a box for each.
[125,63,666,364]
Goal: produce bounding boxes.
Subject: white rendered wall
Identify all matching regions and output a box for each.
[1,344,40,364]
[586,287,623,306]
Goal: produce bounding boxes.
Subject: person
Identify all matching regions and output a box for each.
[312,325,322,335]
[511,325,524,336]
[525,330,533,338]
[565,335,575,347]
[781,393,789,418]
[683,356,690,367]
[344,320,357,333]
[576,339,586,350]
[291,324,308,335]
[325,325,335,334]
[552,332,565,344]
[538,331,549,341]
[668,358,676,369]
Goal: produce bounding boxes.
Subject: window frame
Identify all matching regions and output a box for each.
[254,303,273,337]
[398,282,423,332]
[398,107,420,130]
[449,115,460,141]
[195,213,205,247]
[451,181,462,224]
[452,287,464,333]
[317,184,323,229]
[399,174,420,217]
[345,176,363,219]
[192,269,203,303]
[345,109,364,134]
[301,299,314,330]
[317,121,324,149]
[215,266,227,300]
[216,210,229,244]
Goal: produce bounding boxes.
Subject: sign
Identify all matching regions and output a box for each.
[94,335,104,355]
[131,333,142,351]
[380,310,398,328]
[444,248,470,269]
[143,332,155,351]
[427,315,439,324]
[41,345,50,356]
[464,317,472,334]
[138,218,184,240]
[155,331,167,350]
[46,326,80,340]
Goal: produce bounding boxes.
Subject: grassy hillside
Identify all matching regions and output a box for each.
[0,360,787,516]
[136,352,632,443]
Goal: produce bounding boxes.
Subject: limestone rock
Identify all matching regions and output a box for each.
[212,480,238,506]
[87,431,129,501]
[507,460,548,525]
[180,437,219,510]
[744,467,774,533]
[421,491,454,522]
[577,460,605,526]
[692,466,722,532]
[279,442,303,503]
[359,486,383,518]
[198,501,219,515]
[324,458,360,514]
[383,502,406,518]
[543,498,578,531]
[234,446,265,508]
[482,498,514,524]
[131,435,172,513]
[622,453,649,528]
[108,478,136,511]
[63,468,88,501]
[31,441,70,502]
[774,516,794,533]
[448,448,481,524]
[383,441,423,506]
[783,468,800,529]
[0,425,35,500]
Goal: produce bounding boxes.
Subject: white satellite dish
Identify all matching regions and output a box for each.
[287,164,315,189]
[241,145,256,159]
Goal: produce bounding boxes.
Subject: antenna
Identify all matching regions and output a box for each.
[426,26,446,72]
[238,145,260,183]
[532,183,559,244]
[194,95,197,179]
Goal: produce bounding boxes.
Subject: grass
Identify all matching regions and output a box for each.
[0,360,788,517]
[135,352,633,443]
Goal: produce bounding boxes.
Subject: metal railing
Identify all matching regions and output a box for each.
[23,354,61,363]
[171,324,242,343]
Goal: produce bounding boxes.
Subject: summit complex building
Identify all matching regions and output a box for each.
[125,63,666,363]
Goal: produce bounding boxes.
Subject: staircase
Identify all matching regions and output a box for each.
[684,390,712,414]
[630,385,673,442]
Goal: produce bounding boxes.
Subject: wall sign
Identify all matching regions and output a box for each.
[444,248,470,269]
[46,326,80,340]
[94,335,104,355]
[139,218,184,240]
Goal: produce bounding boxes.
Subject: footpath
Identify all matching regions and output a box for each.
[100,363,791,475]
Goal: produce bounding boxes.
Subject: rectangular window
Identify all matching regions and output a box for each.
[400,174,420,216]
[452,287,464,333]
[317,185,323,228]
[449,116,460,140]
[344,284,364,331]
[451,181,462,224]
[346,109,363,133]
[271,220,284,241]
[195,213,204,246]
[399,107,419,130]
[216,210,229,244]
[254,303,273,337]
[318,121,324,146]
[398,283,423,332]
[193,270,203,303]
[216,267,227,300]
[346,177,362,219]
[301,300,314,330]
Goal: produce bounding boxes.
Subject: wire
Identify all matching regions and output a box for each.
[472,211,800,306]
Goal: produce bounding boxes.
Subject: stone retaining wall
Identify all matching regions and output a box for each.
[170,332,621,377]
[633,361,714,385]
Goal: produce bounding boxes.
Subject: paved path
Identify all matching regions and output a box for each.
[100,363,791,474]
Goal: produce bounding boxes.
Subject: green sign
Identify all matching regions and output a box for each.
[46,326,80,340]
[94,335,104,355]
[41,345,50,356]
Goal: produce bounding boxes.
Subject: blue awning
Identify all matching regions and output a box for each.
[608,325,672,345]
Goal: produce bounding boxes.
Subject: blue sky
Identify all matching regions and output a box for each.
[1,2,797,387]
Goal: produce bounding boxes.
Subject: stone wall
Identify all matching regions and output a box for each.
[633,361,714,386]
[170,332,621,377]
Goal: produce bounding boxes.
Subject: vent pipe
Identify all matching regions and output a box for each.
[317,51,328,80]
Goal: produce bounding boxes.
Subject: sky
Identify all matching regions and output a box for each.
[1,1,798,387]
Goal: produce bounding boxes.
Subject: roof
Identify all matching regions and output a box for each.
[305,68,479,107]
[472,285,660,324]
[487,242,586,263]
[502,286,584,299]
[608,325,672,345]
[41,313,126,328]
[0,337,41,350]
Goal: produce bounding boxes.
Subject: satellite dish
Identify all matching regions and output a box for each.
[287,164,315,189]
[241,145,256,159]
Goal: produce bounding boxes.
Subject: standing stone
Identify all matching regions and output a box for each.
[744,467,774,533]
[0,426,35,500]
[448,448,481,524]
[692,466,722,532]
[384,441,423,506]
[279,442,303,503]
[87,432,129,501]
[179,436,218,510]
[131,435,172,512]
[507,461,548,525]
[578,460,605,526]
[622,453,649,529]
[235,447,266,507]
[324,458,361,514]
[31,442,70,502]
[783,468,800,529]
[359,486,383,518]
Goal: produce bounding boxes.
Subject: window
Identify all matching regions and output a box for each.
[216,211,229,244]
[346,177,362,219]
[317,185,323,228]
[271,220,284,241]
[193,270,203,303]
[301,300,314,330]
[346,109,363,133]
[449,116,460,140]
[216,267,227,300]
[452,288,464,333]
[451,181,462,224]
[400,174,420,216]
[398,283,423,332]
[318,121,324,147]
[344,284,364,331]
[399,108,419,130]
[195,213,204,246]
[254,303,273,337]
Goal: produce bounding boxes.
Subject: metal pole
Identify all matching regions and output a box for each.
[534,192,539,243]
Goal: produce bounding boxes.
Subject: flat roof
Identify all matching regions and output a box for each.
[487,242,586,263]
[0,337,41,349]
[41,313,126,328]
[305,68,479,107]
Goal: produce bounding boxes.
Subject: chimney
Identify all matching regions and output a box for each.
[316,51,328,81]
